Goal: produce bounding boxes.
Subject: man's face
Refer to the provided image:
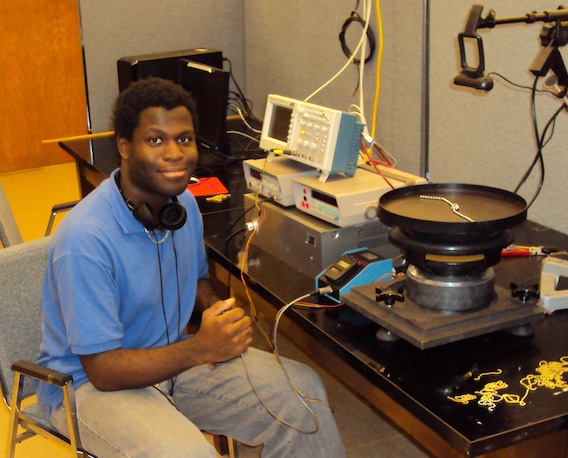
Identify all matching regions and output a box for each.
[117,106,198,203]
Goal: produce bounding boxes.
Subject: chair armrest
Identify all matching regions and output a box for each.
[11,360,73,387]
[51,201,79,213]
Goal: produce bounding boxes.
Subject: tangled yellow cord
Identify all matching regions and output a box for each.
[447,356,568,411]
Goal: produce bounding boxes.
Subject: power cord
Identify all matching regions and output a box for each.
[515,76,566,209]
[240,286,335,435]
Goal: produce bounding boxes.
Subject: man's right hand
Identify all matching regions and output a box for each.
[196,298,253,364]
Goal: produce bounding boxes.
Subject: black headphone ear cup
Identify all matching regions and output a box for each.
[159,199,187,231]
[132,202,159,230]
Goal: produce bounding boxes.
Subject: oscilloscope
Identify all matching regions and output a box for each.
[258,94,365,182]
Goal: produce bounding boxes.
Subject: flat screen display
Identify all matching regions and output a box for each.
[267,105,293,142]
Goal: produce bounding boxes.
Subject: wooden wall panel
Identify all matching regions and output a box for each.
[0,1,88,173]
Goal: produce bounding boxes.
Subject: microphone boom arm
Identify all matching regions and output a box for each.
[477,6,568,29]
[455,5,568,92]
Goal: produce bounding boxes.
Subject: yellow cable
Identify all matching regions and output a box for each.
[371,0,384,139]
[42,131,114,145]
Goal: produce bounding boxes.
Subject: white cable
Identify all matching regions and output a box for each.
[304,0,372,102]
[240,347,319,434]
[226,130,260,143]
[229,103,262,133]
[240,287,334,434]
[358,0,370,136]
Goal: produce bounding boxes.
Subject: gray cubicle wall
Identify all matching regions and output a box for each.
[243,1,427,178]
[244,0,568,235]
[78,0,245,134]
[79,0,567,234]
[429,0,568,234]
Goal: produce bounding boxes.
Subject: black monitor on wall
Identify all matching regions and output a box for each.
[177,59,230,154]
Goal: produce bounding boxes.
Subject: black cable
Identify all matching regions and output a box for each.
[224,227,247,262]
[222,199,271,296]
[488,71,558,96]
[350,70,361,97]
[339,11,376,65]
[518,77,539,187]
[521,104,564,208]
[223,211,252,295]
[169,233,182,395]
[223,58,261,122]
[153,231,184,395]
[151,384,179,409]
[224,228,247,298]
[519,77,545,208]
[155,236,171,346]
[171,232,182,343]
[228,91,256,119]
[200,206,245,218]
[226,132,263,160]
[225,198,271,240]
[514,76,566,209]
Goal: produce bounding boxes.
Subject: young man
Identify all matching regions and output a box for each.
[37,77,346,457]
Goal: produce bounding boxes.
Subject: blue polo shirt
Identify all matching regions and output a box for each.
[37,169,209,419]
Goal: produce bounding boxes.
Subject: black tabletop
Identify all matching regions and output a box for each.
[198,161,568,457]
[58,136,568,456]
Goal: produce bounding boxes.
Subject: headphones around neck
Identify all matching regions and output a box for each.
[115,171,187,231]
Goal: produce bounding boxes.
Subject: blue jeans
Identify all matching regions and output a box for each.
[50,347,346,457]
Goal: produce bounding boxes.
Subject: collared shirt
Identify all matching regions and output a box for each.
[37,169,208,418]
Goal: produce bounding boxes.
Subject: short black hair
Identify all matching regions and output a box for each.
[112,77,199,141]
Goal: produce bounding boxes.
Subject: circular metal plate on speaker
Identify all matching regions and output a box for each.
[379,183,527,235]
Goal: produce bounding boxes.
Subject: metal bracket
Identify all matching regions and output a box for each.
[538,257,568,313]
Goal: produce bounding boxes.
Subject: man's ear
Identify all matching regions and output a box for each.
[116,136,130,159]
